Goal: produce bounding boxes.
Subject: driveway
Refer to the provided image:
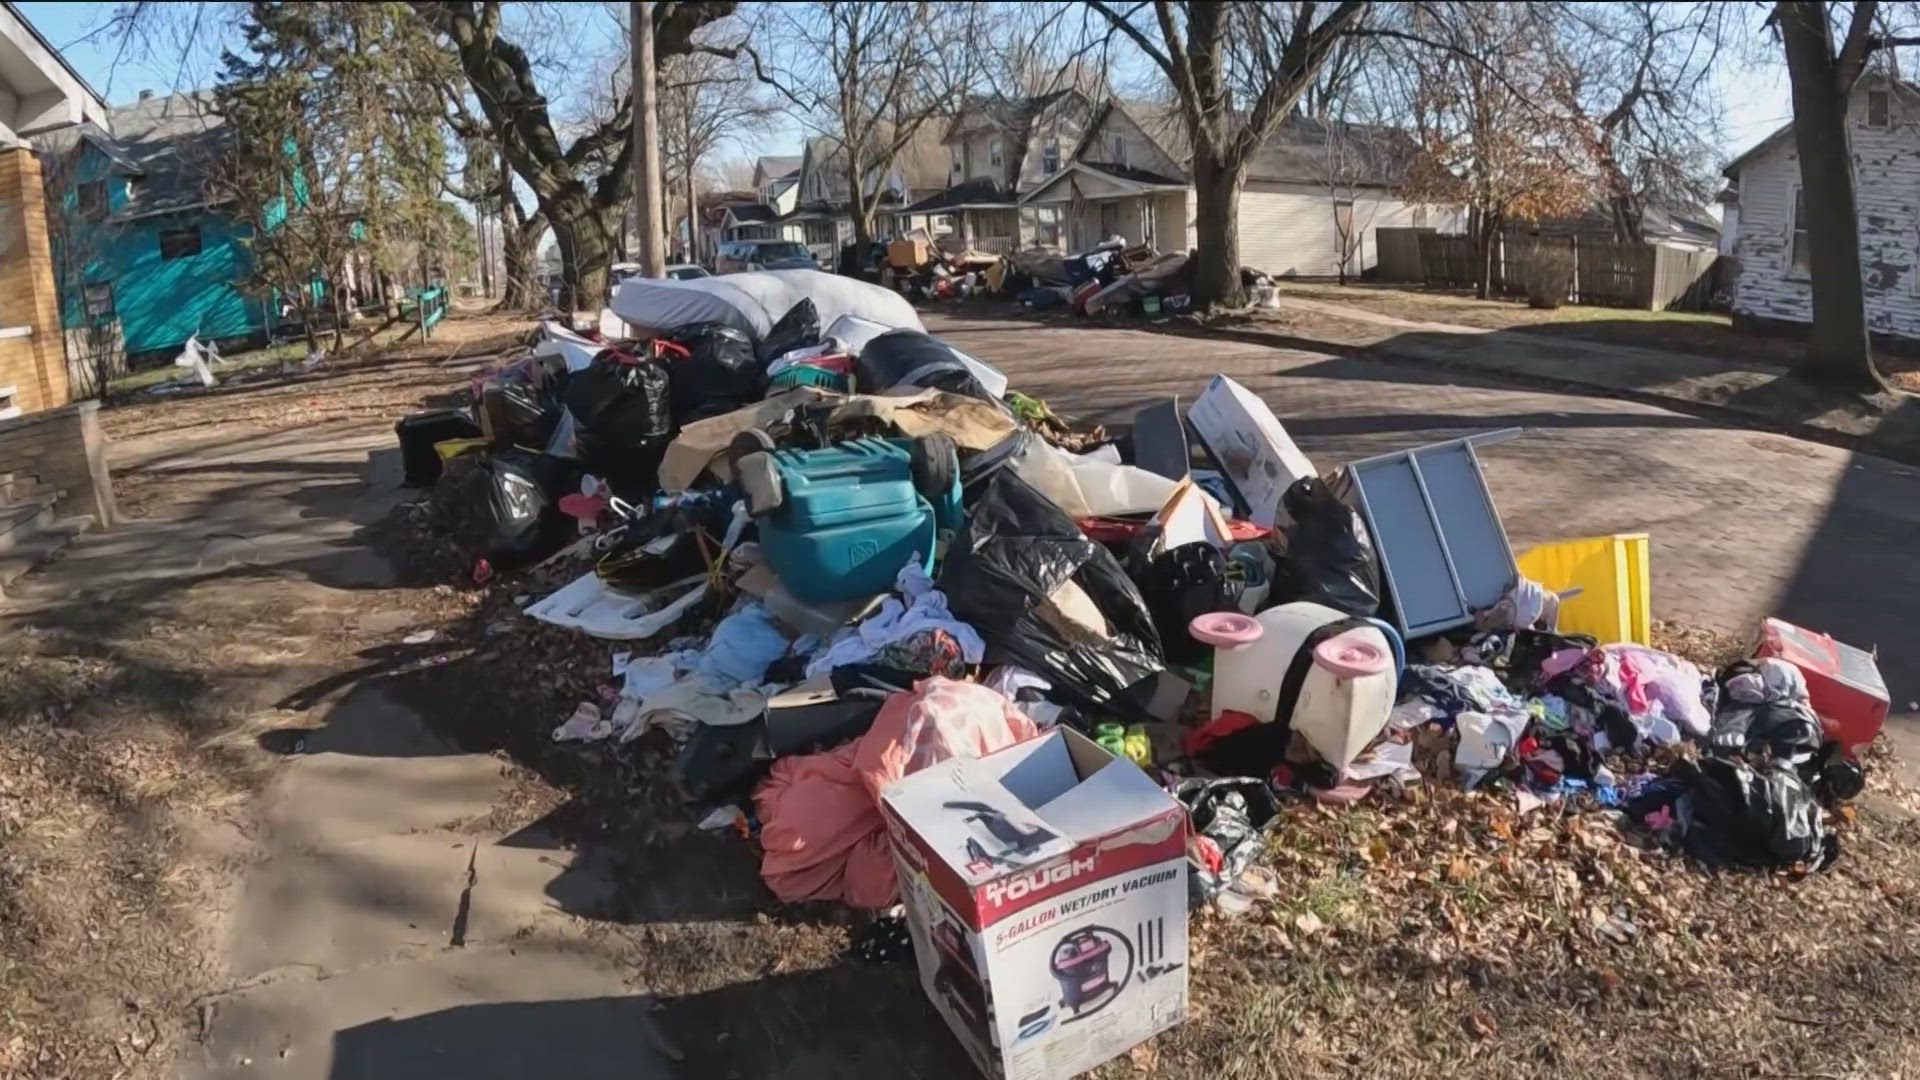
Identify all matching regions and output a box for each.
[921,309,1920,766]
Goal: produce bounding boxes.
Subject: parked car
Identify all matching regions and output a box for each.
[663,263,710,280]
[715,239,818,273]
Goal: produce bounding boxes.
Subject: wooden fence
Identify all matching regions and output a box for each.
[1382,227,1726,311]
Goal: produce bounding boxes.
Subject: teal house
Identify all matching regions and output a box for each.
[37,91,278,367]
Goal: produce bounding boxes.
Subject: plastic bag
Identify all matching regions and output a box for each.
[938,469,1164,714]
[1136,541,1244,666]
[663,321,760,424]
[1268,477,1380,617]
[1708,658,1824,764]
[760,298,822,363]
[1175,777,1280,907]
[485,448,582,569]
[855,329,992,400]
[562,349,675,487]
[1678,756,1836,869]
[477,365,562,450]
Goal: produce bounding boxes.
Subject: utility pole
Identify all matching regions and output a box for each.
[631,0,666,277]
[682,83,698,267]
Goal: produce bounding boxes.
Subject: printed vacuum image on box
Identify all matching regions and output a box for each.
[880,727,1189,1080]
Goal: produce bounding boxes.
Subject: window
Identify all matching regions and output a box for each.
[78,180,106,222]
[1026,205,1062,249]
[989,138,1003,169]
[803,219,835,246]
[1868,89,1890,127]
[950,150,963,183]
[83,281,114,321]
[1790,186,1811,276]
[1412,206,1429,228]
[1042,136,1060,175]
[1111,134,1125,163]
[159,225,203,260]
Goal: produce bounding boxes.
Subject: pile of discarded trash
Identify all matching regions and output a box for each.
[394,267,1884,1079]
[877,230,1283,320]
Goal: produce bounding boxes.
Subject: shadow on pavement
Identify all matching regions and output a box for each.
[327,995,675,1080]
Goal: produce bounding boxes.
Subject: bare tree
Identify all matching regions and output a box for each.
[1084,1,1368,307]
[1770,0,1920,391]
[755,2,988,246]
[1390,2,1601,298]
[1547,1,1730,244]
[408,1,736,310]
[658,49,777,263]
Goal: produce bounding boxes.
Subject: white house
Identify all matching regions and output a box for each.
[1720,72,1920,338]
[1019,102,1459,273]
[780,131,947,262]
[899,90,1098,253]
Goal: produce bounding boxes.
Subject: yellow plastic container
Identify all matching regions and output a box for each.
[1515,533,1651,645]
[434,436,488,461]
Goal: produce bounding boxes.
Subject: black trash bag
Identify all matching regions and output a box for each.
[1175,778,1280,907]
[855,329,992,400]
[477,365,563,450]
[939,469,1164,715]
[484,448,581,569]
[1707,659,1825,764]
[675,720,769,806]
[761,298,822,362]
[1677,756,1837,870]
[1135,541,1244,666]
[562,349,676,489]
[662,321,760,424]
[1266,476,1380,617]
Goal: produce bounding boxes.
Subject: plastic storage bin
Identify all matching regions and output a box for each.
[1516,533,1652,645]
[757,438,938,602]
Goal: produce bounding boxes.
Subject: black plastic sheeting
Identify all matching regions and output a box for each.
[563,350,676,491]
[1706,659,1825,764]
[760,298,822,363]
[939,469,1164,716]
[484,448,581,569]
[662,322,761,424]
[1266,476,1380,617]
[1675,757,1837,870]
[855,329,993,401]
[477,367,562,451]
[1175,777,1280,907]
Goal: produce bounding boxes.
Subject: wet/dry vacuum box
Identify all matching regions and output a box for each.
[881,728,1188,1079]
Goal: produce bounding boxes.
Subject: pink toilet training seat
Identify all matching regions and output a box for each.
[1188,611,1263,649]
[1313,629,1389,679]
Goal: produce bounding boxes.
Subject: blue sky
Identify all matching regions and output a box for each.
[15,0,1796,171]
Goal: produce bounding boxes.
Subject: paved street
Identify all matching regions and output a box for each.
[924,309,1920,765]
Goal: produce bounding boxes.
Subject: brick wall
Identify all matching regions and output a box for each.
[0,400,114,525]
[0,146,70,414]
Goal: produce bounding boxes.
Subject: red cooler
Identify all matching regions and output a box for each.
[1754,618,1889,752]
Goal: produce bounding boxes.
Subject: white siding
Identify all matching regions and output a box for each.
[1730,77,1920,335]
[1237,182,1454,277]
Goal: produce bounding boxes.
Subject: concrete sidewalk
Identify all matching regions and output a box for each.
[1265,293,1920,465]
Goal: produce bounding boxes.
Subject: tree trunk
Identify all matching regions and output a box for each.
[1190,154,1246,308]
[551,204,614,313]
[1778,2,1885,391]
[1475,214,1501,300]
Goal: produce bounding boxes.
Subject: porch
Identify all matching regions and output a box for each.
[1019,162,1191,255]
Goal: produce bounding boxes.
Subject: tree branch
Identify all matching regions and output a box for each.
[1084,1,1172,77]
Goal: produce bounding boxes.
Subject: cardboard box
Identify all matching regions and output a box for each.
[881,729,1188,1079]
[889,237,932,269]
[1185,374,1316,526]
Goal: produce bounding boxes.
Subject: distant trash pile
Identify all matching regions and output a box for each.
[395,268,1882,1079]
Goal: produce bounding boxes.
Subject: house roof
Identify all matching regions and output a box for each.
[726,203,776,223]
[39,90,230,219]
[902,177,1012,213]
[1245,114,1424,186]
[1075,161,1185,186]
[1083,101,1425,188]
[756,154,800,178]
[1722,72,1916,178]
[1019,159,1189,204]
